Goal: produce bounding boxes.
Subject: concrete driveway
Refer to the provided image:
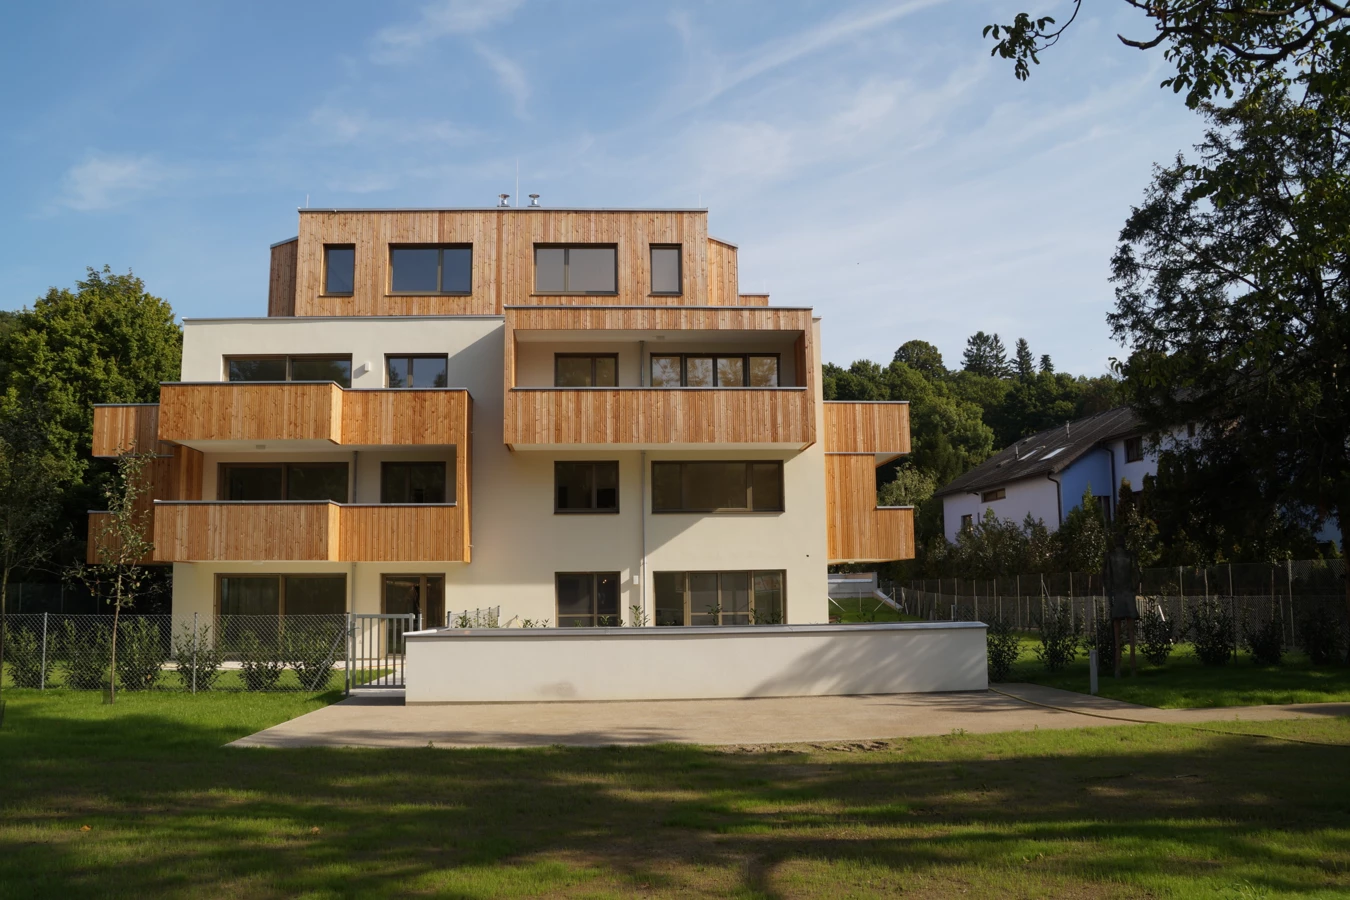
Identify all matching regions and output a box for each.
[231,684,1350,749]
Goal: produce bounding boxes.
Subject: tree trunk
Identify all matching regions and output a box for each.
[108,584,120,705]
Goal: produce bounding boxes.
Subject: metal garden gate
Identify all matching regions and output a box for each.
[346,613,419,693]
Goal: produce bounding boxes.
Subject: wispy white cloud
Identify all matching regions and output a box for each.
[305,105,482,147]
[371,0,524,62]
[57,152,167,211]
[473,42,530,119]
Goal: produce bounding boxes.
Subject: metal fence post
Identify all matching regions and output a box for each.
[40,612,48,691]
[191,611,199,695]
[1286,558,1296,649]
[345,612,353,696]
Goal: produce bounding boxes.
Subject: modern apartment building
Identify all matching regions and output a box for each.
[89,206,914,628]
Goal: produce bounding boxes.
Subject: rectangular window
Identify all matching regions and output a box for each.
[1124,436,1145,463]
[381,461,447,504]
[226,356,352,388]
[651,245,681,294]
[324,245,355,295]
[390,245,472,294]
[960,513,973,530]
[386,355,448,388]
[653,570,785,626]
[648,354,780,387]
[651,461,783,513]
[555,461,619,513]
[556,572,621,627]
[218,463,349,502]
[534,245,617,293]
[981,488,1006,503]
[218,574,346,616]
[554,354,618,387]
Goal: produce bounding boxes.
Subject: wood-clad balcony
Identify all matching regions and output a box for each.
[155,383,471,447]
[824,401,911,457]
[504,387,814,449]
[152,501,467,563]
[92,404,171,458]
[825,454,915,563]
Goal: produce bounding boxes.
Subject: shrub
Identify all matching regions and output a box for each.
[1139,604,1175,665]
[285,623,343,693]
[1084,615,1116,675]
[62,619,110,690]
[1034,602,1079,673]
[115,617,168,691]
[237,631,284,691]
[1242,611,1284,667]
[172,622,223,691]
[1186,598,1235,667]
[985,616,1021,682]
[1298,604,1346,666]
[6,626,51,688]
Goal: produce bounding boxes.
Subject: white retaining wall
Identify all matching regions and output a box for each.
[404,622,988,703]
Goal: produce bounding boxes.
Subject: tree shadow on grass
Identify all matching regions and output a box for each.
[0,696,1348,899]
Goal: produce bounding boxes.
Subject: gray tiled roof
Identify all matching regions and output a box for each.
[934,406,1142,498]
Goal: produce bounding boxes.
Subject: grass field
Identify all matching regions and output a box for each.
[1,690,1348,898]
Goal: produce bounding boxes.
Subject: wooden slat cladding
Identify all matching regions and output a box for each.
[825,454,915,563]
[159,383,342,443]
[92,405,164,457]
[505,388,814,447]
[86,446,205,564]
[505,305,812,337]
[707,238,738,306]
[268,238,298,317]
[824,402,912,454]
[340,505,466,562]
[737,294,769,307]
[340,389,470,445]
[292,209,734,316]
[154,502,340,562]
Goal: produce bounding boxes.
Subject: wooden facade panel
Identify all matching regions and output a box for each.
[268,238,298,317]
[824,402,912,454]
[707,238,738,306]
[292,209,717,316]
[158,383,342,443]
[505,305,812,336]
[505,388,814,447]
[92,404,163,457]
[339,505,467,562]
[154,502,339,562]
[87,445,204,564]
[825,454,915,563]
[340,389,471,446]
[737,294,770,307]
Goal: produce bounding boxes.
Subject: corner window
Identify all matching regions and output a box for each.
[649,354,779,387]
[554,354,618,387]
[218,463,348,502]
[555,461,619,513]
[534,245,617,294]
[981,488,1006,503]
[324,245,355,295]
[654,570,784,626]
[390,245,472,294]
[226,356,352,388]
[381,461,448,504]
[386,355,448,388]
[1124,436,1145,463]
[556,572,621,627]
[651,461,783,513]
[651,245,681,295]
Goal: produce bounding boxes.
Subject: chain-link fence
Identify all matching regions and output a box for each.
[0,613,353,693]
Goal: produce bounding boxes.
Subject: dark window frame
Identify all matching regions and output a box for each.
[554,460,620,514]
[653,570,786,627]
[215,572,348,617]
[553,353,619,387]
[381,573,446,628]
[385,354,450,389]
[380,460,450,504]
[649,353,782,387]
[217,461,349,502]
[388,243,473,295]
[1124,436,1145,463]
[980,488,1006,503]
[960,514,974,531]
[533,244,619,295]
[651,460,784,513]
[225,355,353,388]
[554,571,622,627]
[323,244,356,296]
[649,244,683,296]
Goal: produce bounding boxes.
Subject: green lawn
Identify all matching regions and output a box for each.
[1007,635,1350,709]
[1,690,1349,898]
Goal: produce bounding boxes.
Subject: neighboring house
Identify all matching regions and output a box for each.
[87,205,914,627]
[935,406,1165,542]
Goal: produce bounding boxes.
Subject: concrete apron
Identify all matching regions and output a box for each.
[229,684,1350,750]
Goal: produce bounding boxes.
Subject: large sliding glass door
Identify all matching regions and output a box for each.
[653,571,785,626]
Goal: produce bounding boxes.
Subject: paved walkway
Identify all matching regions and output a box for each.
[230,684,1350,749]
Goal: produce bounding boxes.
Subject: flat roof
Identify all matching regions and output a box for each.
[297,207,709,214]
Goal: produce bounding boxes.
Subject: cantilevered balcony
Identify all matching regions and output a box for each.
[824,401,914,563]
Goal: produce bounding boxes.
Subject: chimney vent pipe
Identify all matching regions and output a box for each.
[528,193,540,207]
[498,193,510,208]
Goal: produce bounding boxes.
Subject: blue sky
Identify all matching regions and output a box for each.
[0,1,1203,375]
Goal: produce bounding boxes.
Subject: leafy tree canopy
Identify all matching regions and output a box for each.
[892,339,947,378]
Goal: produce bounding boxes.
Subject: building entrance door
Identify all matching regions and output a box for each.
[382,574,446,629]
